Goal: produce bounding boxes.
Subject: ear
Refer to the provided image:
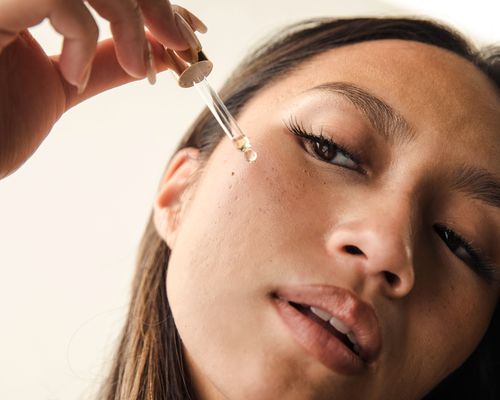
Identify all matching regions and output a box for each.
[153,147,201,249]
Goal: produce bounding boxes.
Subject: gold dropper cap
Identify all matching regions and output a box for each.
[166,48,213,88]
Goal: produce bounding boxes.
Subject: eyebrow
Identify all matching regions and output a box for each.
[306,81,500,210]
[307,81,416,146]
[451,165,500,209]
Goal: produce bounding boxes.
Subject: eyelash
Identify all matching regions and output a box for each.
[434,225,498,282]
[285,115,498,284]
[284,115,366,175]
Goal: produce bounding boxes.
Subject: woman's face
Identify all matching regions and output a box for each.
[155,39,500,400]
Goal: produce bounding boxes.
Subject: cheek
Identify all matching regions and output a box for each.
[170,134,309,283]
[164,138,297,331]
[398,277,496,394]
[440,282,495,364]
[167,126,354,302]
[164,137,340,397]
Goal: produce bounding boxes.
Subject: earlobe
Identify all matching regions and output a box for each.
[153,147,201,248]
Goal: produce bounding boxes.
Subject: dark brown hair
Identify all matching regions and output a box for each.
[97,17,500,400]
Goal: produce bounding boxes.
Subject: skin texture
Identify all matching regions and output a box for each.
[154,40,500,400]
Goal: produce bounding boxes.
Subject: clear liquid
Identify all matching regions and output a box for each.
[232,135,257,163]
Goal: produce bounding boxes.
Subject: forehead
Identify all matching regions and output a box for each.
[247,39,500,169]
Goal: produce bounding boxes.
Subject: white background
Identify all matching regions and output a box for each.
[0,1,498,399]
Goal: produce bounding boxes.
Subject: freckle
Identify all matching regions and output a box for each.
[229,184,232,189]
[231,171,235,176]
[323,181,326,185]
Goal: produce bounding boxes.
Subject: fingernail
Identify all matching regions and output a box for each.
[172,5,208,34]
[77,64,92,95]
[174,12,202,53]
[187,11,208,34]
[144,41,156,85]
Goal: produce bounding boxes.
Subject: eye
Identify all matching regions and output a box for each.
[285,116,365,174]
[434,224,498,282]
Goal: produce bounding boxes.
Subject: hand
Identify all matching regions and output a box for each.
[0,0,207,179]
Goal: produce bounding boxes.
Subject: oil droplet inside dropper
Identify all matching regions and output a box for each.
[233,135,257,163]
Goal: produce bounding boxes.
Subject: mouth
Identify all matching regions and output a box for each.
[287,300,361,356]
[271,285,381,375]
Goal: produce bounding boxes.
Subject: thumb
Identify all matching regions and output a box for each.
[55,36,172,110]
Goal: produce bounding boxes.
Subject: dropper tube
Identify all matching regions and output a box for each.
[166,48,257,163]
[193,77,257,162]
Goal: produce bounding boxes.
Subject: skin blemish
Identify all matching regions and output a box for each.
[302,168,312,178]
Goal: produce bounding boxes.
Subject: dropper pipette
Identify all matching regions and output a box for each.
[193,77,257,162]
[166,48,257,163]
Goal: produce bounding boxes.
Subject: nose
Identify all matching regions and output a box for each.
[325,214,416,299]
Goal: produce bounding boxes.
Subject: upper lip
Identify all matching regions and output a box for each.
[274,284,382,363]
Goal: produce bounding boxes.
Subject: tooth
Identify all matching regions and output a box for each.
[310,306,332,322]
[329,316,349,334]
[347,332,358,345]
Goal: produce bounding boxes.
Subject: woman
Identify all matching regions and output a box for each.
[1,2,499,400]
[98,17,500,400]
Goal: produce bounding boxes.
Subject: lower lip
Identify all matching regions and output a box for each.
[272,296,365,375]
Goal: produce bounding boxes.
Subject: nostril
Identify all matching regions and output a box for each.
[344,245,364,255]
[384,271,400,286]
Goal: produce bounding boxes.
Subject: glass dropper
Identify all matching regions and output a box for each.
[166,47,257,163]
[193,77,257,163]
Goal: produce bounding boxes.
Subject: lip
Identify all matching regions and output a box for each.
[272,284,382,374]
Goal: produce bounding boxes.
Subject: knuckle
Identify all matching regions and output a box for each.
[122,0,144,28]
[125,0,142,18]
[131,0,141,14]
